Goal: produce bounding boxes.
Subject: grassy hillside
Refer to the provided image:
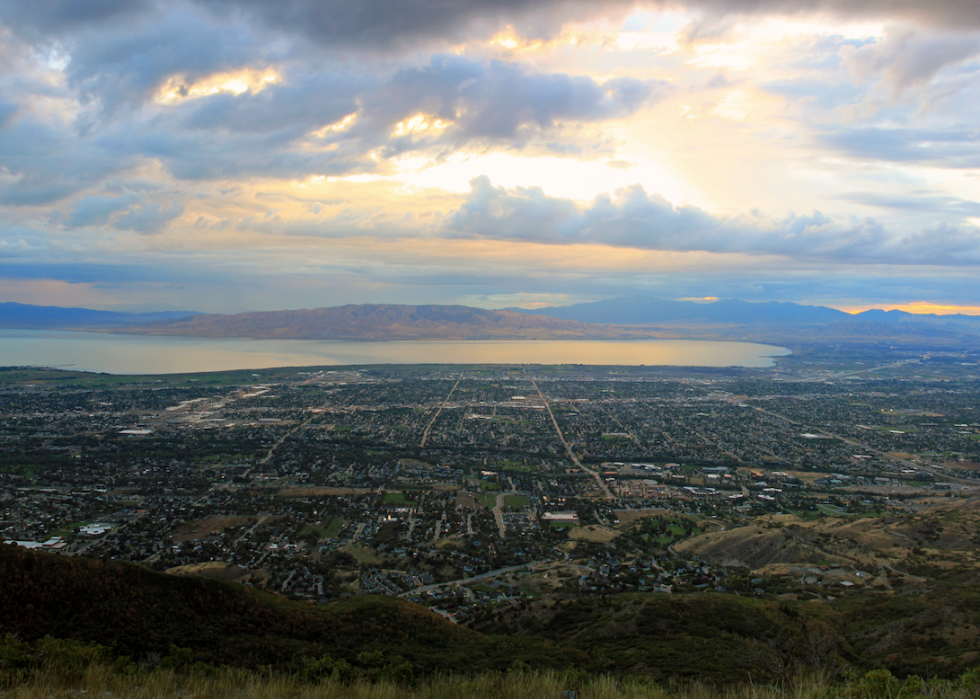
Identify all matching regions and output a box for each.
[4,544,980,685]
[0,544,563,673]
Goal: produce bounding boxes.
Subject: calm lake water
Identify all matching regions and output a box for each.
[0,330,791,374]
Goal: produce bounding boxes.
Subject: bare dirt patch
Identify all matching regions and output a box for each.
[570,525,620,543]
[675,518,881,569]
[947,461,980,473]
[614,508,669,525]
[455,492,479,510]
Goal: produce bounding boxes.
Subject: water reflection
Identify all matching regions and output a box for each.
[0,330,790,374]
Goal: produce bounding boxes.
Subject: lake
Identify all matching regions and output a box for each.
[0,330,791,374]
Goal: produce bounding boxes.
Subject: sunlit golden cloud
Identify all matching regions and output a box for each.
[392,114,453,137]
[156,67,281,103]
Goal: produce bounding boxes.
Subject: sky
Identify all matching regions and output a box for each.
[1,0,979,314]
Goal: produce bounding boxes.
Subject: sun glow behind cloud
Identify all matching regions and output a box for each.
[393,114,452,137]
[156,68,281,103]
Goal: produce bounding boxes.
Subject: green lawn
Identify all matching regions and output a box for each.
[504,494,530,508]
[323,517,345,538]
[479,493,498,509]
[382,492,418,506]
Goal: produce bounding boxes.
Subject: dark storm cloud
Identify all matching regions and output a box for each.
[63,8,284,121]
[447,176,980,266]
[0,1,151,37]
[3,1,978,51]
[190,1,980,44]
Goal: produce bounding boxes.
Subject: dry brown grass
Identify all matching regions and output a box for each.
[4,668,979,699]
[165,561,251,581]
[614,509,670,525]
[278,487,374,497]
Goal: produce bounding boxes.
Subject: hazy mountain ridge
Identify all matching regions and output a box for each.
[0,302,199,329]
[510,296,980,332]
[3,299,979,343]
[124,304,630,340]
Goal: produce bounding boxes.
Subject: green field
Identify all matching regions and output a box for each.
[382,492,418,506]
[302,517,346,539]
[503,494,530,508]
[478,493,498,509]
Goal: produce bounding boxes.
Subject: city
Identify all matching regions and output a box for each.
[3,349,980,628]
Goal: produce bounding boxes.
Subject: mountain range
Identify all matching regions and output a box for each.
[509,296,980,331]
[2,298,979,343]
[122,304,615,340]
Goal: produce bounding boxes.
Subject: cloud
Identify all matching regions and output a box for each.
[842,192,980,217]
[82,54,663,183]
[0,115,134,206]
[446,176,980,266]
[0,100,17,129]
[367,56,664,145]
[819,126,980,167]
[671,1,980,29]
[112,199,185,232]
[62,6,281,122]
[841,29,980,93]
[6,1,978,55]
[0,1,152,38]
[67,191,184,232]
[67,192,139,226]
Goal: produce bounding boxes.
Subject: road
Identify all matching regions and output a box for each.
[399,559,554,597]
[532,378,613,499]
[420,372,463,448]
[232,514,269,549]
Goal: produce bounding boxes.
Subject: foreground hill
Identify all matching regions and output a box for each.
[123,304,631,341]
[0,543,531,672]
[5,543,980,682]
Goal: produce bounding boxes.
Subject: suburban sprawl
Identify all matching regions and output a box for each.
[3,347,980,633]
